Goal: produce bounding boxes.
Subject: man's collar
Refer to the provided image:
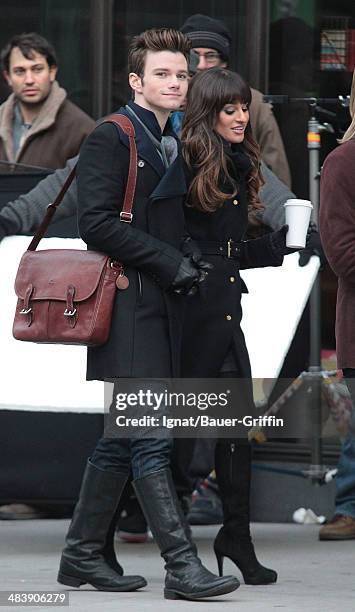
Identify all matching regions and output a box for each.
[126,100,175,141]
[14,102,32,127]
[14,102,24,125]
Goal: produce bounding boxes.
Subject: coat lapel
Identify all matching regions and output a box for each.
[134,127,165,178]
[113,109,165,178]
[111,108,186,196]
[149,155,187,201]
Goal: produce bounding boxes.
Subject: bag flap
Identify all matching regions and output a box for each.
[14,249,110,302]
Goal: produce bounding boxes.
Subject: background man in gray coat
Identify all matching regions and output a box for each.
[0,154,323,266]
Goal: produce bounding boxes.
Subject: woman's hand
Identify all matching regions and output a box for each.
[269,225,302,256]
[299,223,327,267]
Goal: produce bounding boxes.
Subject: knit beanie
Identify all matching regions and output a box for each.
[180,14,231,62]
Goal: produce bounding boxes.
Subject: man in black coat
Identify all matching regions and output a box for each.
[57,28,239,601]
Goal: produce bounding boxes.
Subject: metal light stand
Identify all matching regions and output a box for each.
[306,102,330,483]
[250,96,350,485]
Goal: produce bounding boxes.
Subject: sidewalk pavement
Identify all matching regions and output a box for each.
[1,520,354,612]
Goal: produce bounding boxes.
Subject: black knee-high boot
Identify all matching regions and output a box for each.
[134,468,240,600]
[101,506,123,573]
[57,461,147,591]
[214,441,277,585]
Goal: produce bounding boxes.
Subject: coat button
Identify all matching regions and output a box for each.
[230,276,235,283]
[226,315,232,321]
[233,199,239,205]
[138,160,145,167]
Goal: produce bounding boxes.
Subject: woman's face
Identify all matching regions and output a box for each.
[214,101,249,143]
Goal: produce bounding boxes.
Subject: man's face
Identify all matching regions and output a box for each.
[3,47,57,106]
[193,47,227,71]
[129,50,188,114]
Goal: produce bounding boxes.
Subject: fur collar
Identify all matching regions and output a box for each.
[0,81,66,162]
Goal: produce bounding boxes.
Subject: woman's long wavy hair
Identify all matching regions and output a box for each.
[181,67,264,214]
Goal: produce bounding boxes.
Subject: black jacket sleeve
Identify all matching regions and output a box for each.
[239,233,284,269]
[77,123,183,289]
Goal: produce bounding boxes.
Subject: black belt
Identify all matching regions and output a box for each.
[196,239,242,260]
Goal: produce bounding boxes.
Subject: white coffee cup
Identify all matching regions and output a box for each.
[283,199,313,248]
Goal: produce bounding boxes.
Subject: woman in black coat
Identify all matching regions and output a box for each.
[180,68,292,584]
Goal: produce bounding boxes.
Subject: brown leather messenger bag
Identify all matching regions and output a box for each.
[12,114,137,346]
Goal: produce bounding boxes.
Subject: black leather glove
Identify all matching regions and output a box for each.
[0,224,7,243]
[269,224,301,257]
[190,250,214,274]
[172,255,212,296]
[298,223,327,267]
[195,258,214,288]
[181,237,214,284]
[181,236,202,258]
[171,255,200,295]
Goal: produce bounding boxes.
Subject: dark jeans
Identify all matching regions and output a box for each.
[91,379,173,479]
[335,369,355,518]
[91,436,172,480]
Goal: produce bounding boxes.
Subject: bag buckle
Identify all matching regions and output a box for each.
[120,211,133,223]
[19,284,34,326]
[20,307,32,315]
[63,308,77,317]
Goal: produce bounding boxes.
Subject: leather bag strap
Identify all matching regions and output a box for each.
[106,114,137,223]
[27,114,137,251]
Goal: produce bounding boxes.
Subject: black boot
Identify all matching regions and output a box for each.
[101,479,133,572]
[214,441,277,585]
[57,461,147,591]
[116,492,148,543]
[133,468,240,600]
[102,507,124,574]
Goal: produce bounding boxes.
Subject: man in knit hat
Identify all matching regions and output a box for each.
[180,13,291,187]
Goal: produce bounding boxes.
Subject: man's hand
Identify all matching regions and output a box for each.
[172,254,213,296]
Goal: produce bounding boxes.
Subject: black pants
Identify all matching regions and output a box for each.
[172,368,252,494]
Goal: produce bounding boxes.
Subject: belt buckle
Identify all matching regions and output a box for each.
[227,238,233,258]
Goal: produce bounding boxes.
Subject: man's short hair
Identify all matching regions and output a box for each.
[128,28,191,77]
[1,32,57,72]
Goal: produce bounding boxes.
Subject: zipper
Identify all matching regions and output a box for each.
[137,271,143,302]
[230,442,235,481]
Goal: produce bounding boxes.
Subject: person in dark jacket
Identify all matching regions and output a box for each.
[180,67,297,584]
[57,28,239,601]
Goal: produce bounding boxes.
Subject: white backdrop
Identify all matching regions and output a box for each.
[0,236,319,413]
